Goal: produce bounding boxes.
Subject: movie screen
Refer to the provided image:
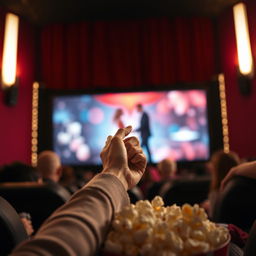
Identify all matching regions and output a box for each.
[52,90,209,165]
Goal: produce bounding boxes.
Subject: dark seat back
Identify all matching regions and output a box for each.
[212,176,256,232]
[163,177,210,206]
[0,182,71,232]
[244,220,256,256]
[147,181,165,201]
[128,186,144,204]
[0,196,28,255]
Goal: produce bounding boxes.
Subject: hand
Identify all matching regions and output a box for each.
[20,217,34,236]
[100,126,147,190]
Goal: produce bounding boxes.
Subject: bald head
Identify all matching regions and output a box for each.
[157,158,177,180]
[37,151,62,182]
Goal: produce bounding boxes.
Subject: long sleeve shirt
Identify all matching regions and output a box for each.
[11,173,130,256]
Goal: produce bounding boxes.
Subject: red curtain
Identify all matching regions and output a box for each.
[41,17,215,90]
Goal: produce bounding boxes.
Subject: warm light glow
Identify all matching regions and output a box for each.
[233,3,253,76]
[218,74,230,153]
[2,13,19,87]
[31,82,39,166]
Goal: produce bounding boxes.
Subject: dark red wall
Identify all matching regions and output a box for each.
[218,1,256,159]
[0,10,36,165]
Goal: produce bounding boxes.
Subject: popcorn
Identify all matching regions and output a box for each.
[151,195,164,208]
[184,238,210,254]
[103,196,229,256]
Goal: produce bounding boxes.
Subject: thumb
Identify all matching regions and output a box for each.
[114,126,132,139]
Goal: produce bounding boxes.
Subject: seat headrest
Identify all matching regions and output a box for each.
[0,196,28,255]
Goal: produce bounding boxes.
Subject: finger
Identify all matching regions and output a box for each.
[131,152,146,163]
[105,136,112,147]
[124,136,140,147]
[129,160,147,174]
[126,145,143,160]
[130,153,147,171]
[114,126,132,139]
[102,135,112,151]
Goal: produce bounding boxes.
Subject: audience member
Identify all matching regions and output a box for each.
[0,162,40,237]
[59,165,79,194]
[138,165,160,197]
[82,170,95,184]
[0,162,41,183]
[147,158,178,200]
[201,149,240,218]
[74,168,96,189]
[211,159,256,232]
[221,160,256,189]
[157,158,177,180]
[37,150,62,184]
[11,126,146,256]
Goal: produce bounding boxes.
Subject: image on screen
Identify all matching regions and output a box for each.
[52,90,209,165]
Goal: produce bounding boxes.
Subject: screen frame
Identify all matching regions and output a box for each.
[38,81,223,171]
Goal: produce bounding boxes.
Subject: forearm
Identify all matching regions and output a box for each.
[11,173,130,256]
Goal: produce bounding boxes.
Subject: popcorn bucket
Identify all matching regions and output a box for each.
[195,235,230,256]
[102,234,230,256]
[103,197,231,256]
[102,236,230,256]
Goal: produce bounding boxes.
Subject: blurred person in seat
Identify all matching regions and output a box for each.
[213,160,256,232]
[37,150,63,185]
[59,165,79,194]
[221,159,256,189]
[147,158,178,200]
[201,149,240,219]
[0,162,40,236]
[0,161,42,184]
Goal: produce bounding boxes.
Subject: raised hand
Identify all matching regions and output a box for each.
[100,126,147,190]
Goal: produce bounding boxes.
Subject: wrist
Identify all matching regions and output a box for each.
[102,168,129,190]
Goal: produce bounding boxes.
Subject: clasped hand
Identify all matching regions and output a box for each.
[100,126,147,190]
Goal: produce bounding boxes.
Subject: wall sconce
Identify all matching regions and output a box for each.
[233,2,254,96]
[1,13,19,106]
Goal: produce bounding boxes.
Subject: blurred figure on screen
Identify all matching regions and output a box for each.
[135,103,152,163]
[113,108,125,129]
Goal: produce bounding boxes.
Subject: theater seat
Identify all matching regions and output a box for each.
[244,220,256,256]
[212,176,256,232]
[0,196,28,255]
[0,182,71,232]
[162,177,210,206]
[128,186,144,204]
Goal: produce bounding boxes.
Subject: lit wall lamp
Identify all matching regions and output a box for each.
[1,13,19,106]
[233,2,254,96]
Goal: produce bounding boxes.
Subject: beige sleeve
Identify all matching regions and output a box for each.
[11,173,130,256]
